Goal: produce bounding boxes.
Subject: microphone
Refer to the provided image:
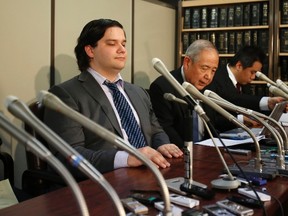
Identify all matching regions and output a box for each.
[5,96,126,216]
[204,89,287,179]
[152,57,208,122]
[163,93,187,105]
[267,83,288,100]
[204,90,285,170]
[255,71,277,86]
[276,79,288,94]
[0,112,89,216]
[37,90,173,216]
[152,58,214,199]
[182,82,264,175]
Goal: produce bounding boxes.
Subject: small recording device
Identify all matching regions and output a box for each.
[130,192,162,205]
[121,197,148,214]
[202,204,235,216]
[216,199,254,216]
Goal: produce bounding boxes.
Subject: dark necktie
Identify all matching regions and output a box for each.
[236,82,242,94]
[104,81,146,148]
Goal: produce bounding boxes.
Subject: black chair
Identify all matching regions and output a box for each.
[0,137,14,186]
[22,101,66,197]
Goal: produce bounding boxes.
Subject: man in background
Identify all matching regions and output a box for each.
[204,45,286,132]
[149,39,219,148]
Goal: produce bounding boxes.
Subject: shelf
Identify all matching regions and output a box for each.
[182,0,268,8]
[182,26,269,32]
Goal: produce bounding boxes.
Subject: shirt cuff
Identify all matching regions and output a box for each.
[237,114,244,123]
[259,97,269,111]
[114,151,129,169]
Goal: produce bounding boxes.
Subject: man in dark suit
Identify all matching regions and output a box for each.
[149,40,219,148]
[204,46,286,132]
[43,19,183,176]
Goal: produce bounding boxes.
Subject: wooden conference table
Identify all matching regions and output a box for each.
[1,145,288,215]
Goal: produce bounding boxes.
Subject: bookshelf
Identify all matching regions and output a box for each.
[177,0,275,96]
[275,0,288,81]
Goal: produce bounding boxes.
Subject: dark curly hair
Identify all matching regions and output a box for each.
[74,19,124,72]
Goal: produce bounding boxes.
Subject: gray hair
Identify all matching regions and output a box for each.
[185,39,218,62]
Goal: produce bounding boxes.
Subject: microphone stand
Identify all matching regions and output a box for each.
[5,96,126,216]
[0,112,89,216]
[38,91,173,216]
[202,120,241,190]
[165,103,208,197]
[164,93,241,190]
[209,98,283,179]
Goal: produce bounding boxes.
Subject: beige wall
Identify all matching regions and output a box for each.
[0,0,175,188]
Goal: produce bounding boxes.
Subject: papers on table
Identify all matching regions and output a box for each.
[0,179,18,209]
[195,135,265,147]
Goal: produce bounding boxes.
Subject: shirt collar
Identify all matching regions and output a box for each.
[226,64,237,86]
[87,67,124,87]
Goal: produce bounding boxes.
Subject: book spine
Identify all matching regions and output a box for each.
[235,32,243,52]
[183,8,191,29]
[200,32,209,41]
[201,7,208,28]
[243,30,251,46]
[280,29,288,52]
[191,8,201,28]
[189,32,200,45]
[262,2,269,25]
[251,3,261,26]
[218,7,227,27]
[281,0,288,24]
[228,32,236,54]
[182,32,190,53]
[243,4,251,26]
[234,4,243,26]
[227,6,234,27]
[281,58,288,81]
[209,32,216,46]
[251,30,259,47]
[209,7,218,27]
[259,30,269,53]
[217,32,228,54]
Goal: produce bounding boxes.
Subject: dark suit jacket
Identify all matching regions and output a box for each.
[43,71,170,175]
[204,65,264,132]
[149,68,211,148]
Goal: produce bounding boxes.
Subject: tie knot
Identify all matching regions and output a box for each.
[104,80,119,92]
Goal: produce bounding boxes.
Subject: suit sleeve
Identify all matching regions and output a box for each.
[149,80,185,147]
[43,85,117,175]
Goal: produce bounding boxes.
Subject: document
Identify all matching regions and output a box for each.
[0,179,18,209]
[195,136,265,147]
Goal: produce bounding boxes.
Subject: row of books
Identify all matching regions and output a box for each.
[280,29,288,52]
[182,30,269,54]
[280,57,288,81]
[281,0,288,24]
[183,2,268,29]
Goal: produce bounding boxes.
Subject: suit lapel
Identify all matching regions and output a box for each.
[78,71,123,136]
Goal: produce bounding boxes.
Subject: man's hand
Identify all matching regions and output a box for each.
[268,97,285,111]
[127,146,171,168]
[157,144,183,159]
[243,116,262,128]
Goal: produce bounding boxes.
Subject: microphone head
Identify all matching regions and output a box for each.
[182,81,189,89]
[37,90,50,104]
[5,95,19,109]
[151,57,161,66]
[203,90,212,97]
[163,93,175,101]
[255,71,262,78]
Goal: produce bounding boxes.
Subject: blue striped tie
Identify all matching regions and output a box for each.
[104,81,146,148]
